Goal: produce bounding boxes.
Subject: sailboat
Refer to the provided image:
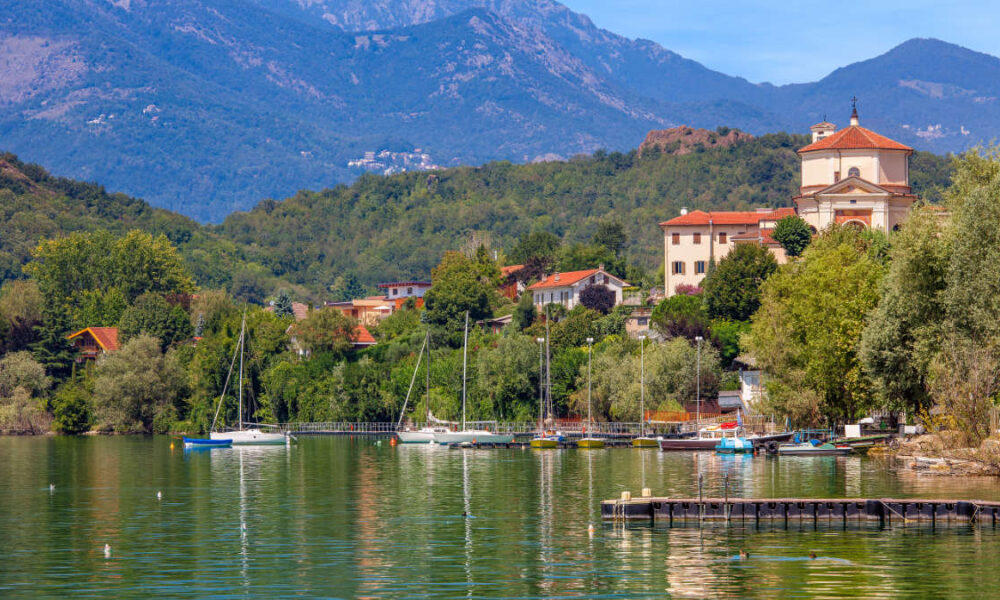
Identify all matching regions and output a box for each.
[210,311,288,446]
[632,335,658,448]
[397,331,450,443]
[531,310,559,449]
[433,312,514,445]
[576,337,604,449]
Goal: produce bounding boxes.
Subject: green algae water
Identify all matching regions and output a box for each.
[3,436,1000,598]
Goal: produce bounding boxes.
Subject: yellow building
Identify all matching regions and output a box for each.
[660,106,915,295]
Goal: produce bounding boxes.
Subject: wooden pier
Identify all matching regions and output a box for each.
[602,496,1000,526]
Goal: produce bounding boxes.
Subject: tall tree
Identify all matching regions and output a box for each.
[118,293,193,350]
[771,215,813,257]
[423,252,495,335]
[293,306,357,357]
[859,208,948,414]
[273,289,294,318]
[702,243,778,321]
[578,284,615,314]
[745,226,884,425]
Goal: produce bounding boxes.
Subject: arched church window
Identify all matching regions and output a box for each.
[848,166,860,178]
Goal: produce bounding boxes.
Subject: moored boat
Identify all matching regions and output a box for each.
[659,422,744,451]
[715,435,754,454]
[777,441,852,456]
[435,430,514,445]
[530,437,559,449]
[397,427,450,444]
[632,436,659,448]
[212,429,286,445]
[183,437,232,449]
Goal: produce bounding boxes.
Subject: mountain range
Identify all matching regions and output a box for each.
[2,0,997,222]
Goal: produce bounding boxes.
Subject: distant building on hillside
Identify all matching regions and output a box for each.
[527,266,629,311]
[67,327,120,362]
[659,104,917,295]
[499,264,526,300]
[377,281,431,300]
[264,301,310,321]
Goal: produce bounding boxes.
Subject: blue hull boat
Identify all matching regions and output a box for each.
[183,437,232,449]
[715,436,754,454]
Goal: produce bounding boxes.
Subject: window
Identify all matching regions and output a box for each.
[671,232,680,245]
[637,318,648,326]
[590,276,595,284]
[695,261,706,274]
[834,171,840,182]
[407,287,413,295]
[602,274,608,284]
[693,232,701,244]
[848,166,860,177]
[719,232,727,244]
[849,199,857,205]
[672,261,685,275]
[391,288,398,296]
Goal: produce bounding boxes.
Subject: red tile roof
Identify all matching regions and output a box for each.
[376,281,431,288]
[353,325,376,346]
[527,269,629,290]
[798,125,912,153]
[730,229,779,245]
[500,264,525,277]
[67,327,120,352]
[660,207,796,227]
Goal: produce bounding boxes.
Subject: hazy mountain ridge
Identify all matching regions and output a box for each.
[0,0,995,222]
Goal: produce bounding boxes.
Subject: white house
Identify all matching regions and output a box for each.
[527,267,629,311]
[377,281,432,299]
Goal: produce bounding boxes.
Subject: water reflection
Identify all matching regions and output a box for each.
[4,437,1000,598]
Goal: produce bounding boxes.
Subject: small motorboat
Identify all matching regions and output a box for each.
[777,440,851,456]
[576,436,605,449]
[183,437,232,449]
[659,422,743,451]
[715,436,754,454]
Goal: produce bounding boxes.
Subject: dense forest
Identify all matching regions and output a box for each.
[1,133,955,303]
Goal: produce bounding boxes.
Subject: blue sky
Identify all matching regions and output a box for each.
[560,0,1000,84]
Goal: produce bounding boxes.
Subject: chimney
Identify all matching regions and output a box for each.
[554,273,560,282]
[598,263,605,272]
[680,207,688,215]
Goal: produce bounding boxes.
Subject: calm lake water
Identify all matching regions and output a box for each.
[3,436,1000,598]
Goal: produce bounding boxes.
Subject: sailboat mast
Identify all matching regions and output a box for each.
[237,312,246,432]
[545,306,551,425]
[461,311,469,430]
[425,329,431,424]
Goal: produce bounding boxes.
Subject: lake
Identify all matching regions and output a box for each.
[2,435,1000,598]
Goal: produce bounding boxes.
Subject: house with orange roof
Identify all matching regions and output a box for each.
[499,264,526,300]
[659,104,918,296]
[526,266,629,311]
[66,327,120,362]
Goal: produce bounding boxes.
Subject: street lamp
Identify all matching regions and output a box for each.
[695,335,703,425]
[638,335,646,437]
[586,337,594,430]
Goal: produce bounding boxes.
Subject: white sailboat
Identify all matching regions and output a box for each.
[433,312,514,445]
[210,311,287,445]
[396,331,450,443]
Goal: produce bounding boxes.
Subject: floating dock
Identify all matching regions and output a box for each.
[602,496,1000,526]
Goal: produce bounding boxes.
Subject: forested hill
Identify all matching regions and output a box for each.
[0,152,255,292]
[218,133,953,292]
[1,133,954,299]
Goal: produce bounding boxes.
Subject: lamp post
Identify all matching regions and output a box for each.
[537,337,545,433]
[586,337,594,430]
[639,334,646,437]
[695,335,703,425]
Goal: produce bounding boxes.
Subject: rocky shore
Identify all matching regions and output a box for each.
[873,434,1000,477]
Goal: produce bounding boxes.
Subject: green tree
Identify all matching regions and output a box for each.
[31,306,75,379]
[51,381,92,434]
[423,252,495,336]
[771,215,813,257]
[509,231,561,265]
[859,208,947,414]
[745,226,884,425]
[118,293,193,350]
[476,334,540,421]
[702,243,778,321]
[0,280,43,353]
[273,289,294,318]
[593,220,626,256]
[651,294,711,341]
[293,306,357,357]
[512,291,536,330]
[91,335,188,433]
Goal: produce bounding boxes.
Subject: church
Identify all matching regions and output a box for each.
[659,105,916,295]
